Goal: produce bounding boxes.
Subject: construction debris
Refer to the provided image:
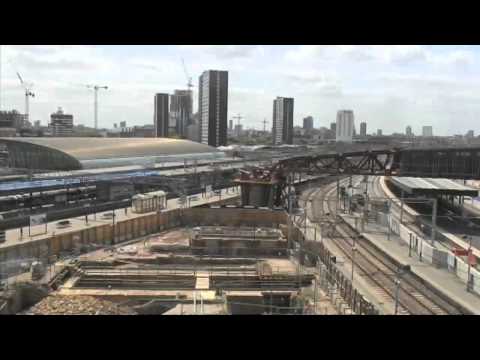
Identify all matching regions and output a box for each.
[25,295,136,315]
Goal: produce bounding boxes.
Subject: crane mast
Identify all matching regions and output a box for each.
[86,84,108,130]
[16,71,35,125]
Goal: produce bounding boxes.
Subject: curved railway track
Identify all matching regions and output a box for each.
[306,177,463,315]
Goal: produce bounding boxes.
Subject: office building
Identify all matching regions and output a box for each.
[186,123,200,142]
[360,122,367,137]
[466,130,474,138]
[303,116,314,131]
[229,119,233,132]
[422,126,433,137]
[406,125,413,137]
[377,129,383,136]
[170,89,192,138]
[234,124,243,137]
[198,70,229,147]
[154,93,169,137]
[330,122,336,133]
[49,107,73,137]
[335,110,355,142]
[0,110,25,130]
[272,97,294,145]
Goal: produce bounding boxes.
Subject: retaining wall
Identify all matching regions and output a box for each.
[0,205,287,265]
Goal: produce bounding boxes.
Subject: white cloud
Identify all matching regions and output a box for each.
[0,45,479,135]
[179,45,264,59]
[284,45,475,68]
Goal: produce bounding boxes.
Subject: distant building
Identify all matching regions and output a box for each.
[191,112,199,125]
[336,110,355,142]
[116,125,155,138]
[406,125,413,137]
[0,128,16,137]
[198,70,229,147]
[360,122,367,137]
[272,97,294,145]
[34,120,41,129]
[186,123,200,142]
[171,89,192,138]
[330,122,336,133]
[422,126,433,137]
[49,107,73,137]
[0,110,25,130]
[377,129,383,136]
[154,93,169,137]
[466,130,475,138]
[234,124,243,137]
[229,119,233,132]
[303,116,314,131]
[120,121,126,128]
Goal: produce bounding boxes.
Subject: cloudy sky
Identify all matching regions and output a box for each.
[0,45,479,135]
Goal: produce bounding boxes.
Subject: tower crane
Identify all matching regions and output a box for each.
[181,58,194,91]
[262,118,269,133]
[16,72,35,124]
[181,59,194,123]
[233,114,243,127]
[86,84,108,130]
[232,114,244,137]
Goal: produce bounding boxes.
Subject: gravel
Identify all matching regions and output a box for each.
[25,295,137,315]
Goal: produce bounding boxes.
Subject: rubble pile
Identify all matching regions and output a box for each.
[26,295,136,315]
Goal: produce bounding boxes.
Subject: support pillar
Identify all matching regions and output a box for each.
[400,191,405,225]
[431,198,437,246]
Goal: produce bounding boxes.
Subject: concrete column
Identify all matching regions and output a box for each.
[431,198,437,246]
[400,191,405,225]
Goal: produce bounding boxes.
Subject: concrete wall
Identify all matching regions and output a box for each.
[0,206,287,264]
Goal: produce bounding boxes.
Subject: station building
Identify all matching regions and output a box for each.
[0,137,224,171]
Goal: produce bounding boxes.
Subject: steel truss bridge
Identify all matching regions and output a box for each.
[272,147,480,180]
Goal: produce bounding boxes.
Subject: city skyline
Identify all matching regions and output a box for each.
[0,45,479,135]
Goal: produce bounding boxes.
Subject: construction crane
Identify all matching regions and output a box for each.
[86,84,108,130]
[16,72,35,124]
[262,118,269,133]
[181,58,194,91]
[233,114,243,127]
[181,59,194,118]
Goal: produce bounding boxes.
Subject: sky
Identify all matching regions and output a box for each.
[0,45,479,136]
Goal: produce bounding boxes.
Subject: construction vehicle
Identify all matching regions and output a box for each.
[30,261,45,281]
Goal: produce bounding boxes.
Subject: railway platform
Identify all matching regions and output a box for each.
[0,187,240,251]
[340,214,480,315]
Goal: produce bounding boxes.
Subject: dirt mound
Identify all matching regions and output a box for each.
[25,295,136,315]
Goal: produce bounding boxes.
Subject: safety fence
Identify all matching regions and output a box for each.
[290,219,380,315]
[388,215,480,296]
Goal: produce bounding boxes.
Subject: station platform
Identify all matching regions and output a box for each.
[0,187,240,251]
[340,215,480,315]
[390,177,478,197]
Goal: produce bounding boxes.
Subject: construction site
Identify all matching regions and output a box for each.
[3,145,480,315]
[1,203,339,315]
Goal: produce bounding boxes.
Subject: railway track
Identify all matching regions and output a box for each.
[306,177,462,315]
